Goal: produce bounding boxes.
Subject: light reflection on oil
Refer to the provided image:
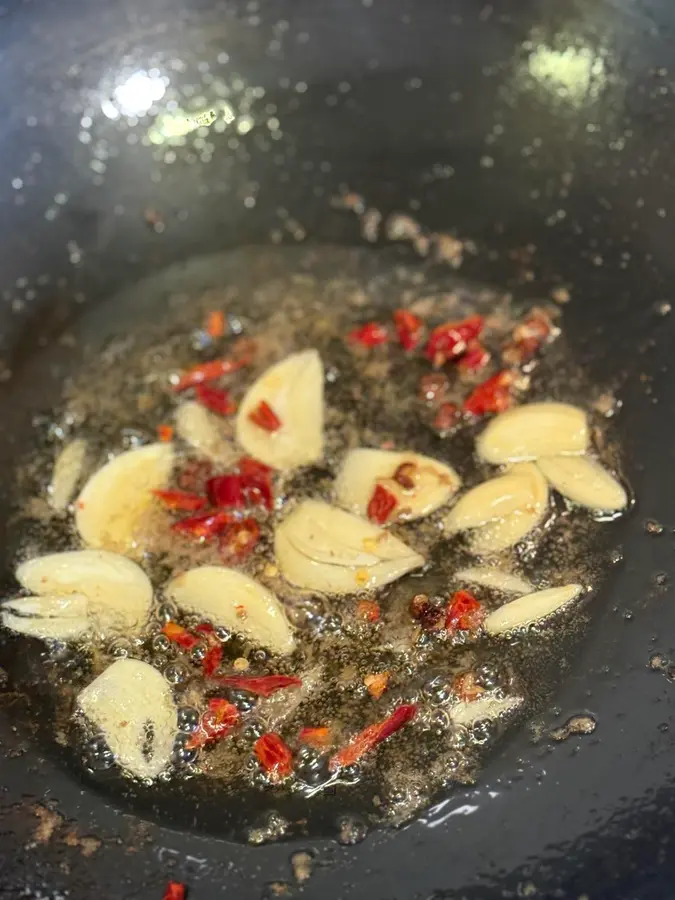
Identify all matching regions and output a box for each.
[527,44,607,104]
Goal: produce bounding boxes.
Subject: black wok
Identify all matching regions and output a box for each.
[1,0,674,896]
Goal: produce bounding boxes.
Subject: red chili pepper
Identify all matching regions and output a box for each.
[152,489,208,512]
[419,372,450,404]
[254,733,294,781]
[207,474,245,509]
[458,341,491,374]
[393,309,424,351]
[348,321,389,347]
[194,383,237,416]
[329,703,418,771]
[171,511,233,539]
[185,698,239,750]
[425,315,484,367]
[502,308,556,366]
[220,518,261,561]
[202,644,223,677]
[356,599,381,623]
[463,370,514,416]
[163,882,186,900]
[410,594,445,631]
[194,622,216,637]
[445,590,484,632]
[237,457,274,511]
[248,400,282,432]
[177,459,214,493]
[212,674,302,697]
[205,309,226,339]
[157,424,174,443]
[433,402,460,433]
[367,484,398,524]
[162,621,200,651]
[299,726,332,749]
[173,356,250,392]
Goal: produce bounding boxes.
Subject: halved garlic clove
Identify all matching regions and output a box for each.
[450,692,523,728]
[537,455,627,512]
[484,583,583,635]
[13,549,153,635]
[454,567,534,595]
[75,443,174,555]
[443,472,533,534]
[3,592,90,640]
[166,566,295,655]
[175,401,237,465]
[335,448,460,521]
[236,349,324,471]
[49,439,88,512]
[275,499,424,594]
[77,659,177,779]
[476,402,589,464]
[469,463,549,554]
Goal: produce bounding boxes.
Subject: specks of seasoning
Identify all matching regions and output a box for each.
[290,850,313,884]
[549,714,597,741]
[644,519,664,535]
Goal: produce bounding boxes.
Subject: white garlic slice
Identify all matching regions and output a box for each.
[77,659,176,780]
[443,471,533,534]
[175,401,237,465]
[2,550,154,639]
[275,499,424,594]
[166,566,295,655]
[537,455,627,512]
[49,439,88,511]
[450,692,523,727]
[335,448,460,521]
[75,443,174,556]
[469,463,549,554]
[454,567,534,595]
[477,402,589,464]
[236,349,324,471]
[484,583,583,635]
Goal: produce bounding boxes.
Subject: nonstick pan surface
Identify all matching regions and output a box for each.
[1,0,675,897]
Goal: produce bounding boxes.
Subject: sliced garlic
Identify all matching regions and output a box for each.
[477,402,589,464]
[175,401,237,465]
[454,567,533,595]
[484,583,583,635]
[335,448,460,521]
[75,443,174,556]
[49,439,88,512]
[166,566,295,655]
[450,692,523,727]
[444,471,533,534]
[236,349,324,471]
[469,463,549,554]
[537,455,627,512]
[2,550,154,640]
[77,659,176,779]
[275,499,424,594]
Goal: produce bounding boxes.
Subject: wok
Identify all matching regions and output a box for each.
[0,0,674,896]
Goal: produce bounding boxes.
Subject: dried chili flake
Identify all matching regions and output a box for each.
[410,594,445,631]
[254,733,294,781]
[173,356,250,392]
[205,309,226,339]
[393,461,417,490]
[425,315,484,367]
[177,459,214,493]
[238,456,274,511]
[453,671,486,702]
[162,621,200,651]
[364,671,390,699]
[433,402,460,433]
[419,372,450,404]
[202,644,224,677]
[348,321,389,347]
[248,400,282,432]
[299,726,332,749]
[185,698,239,750]
[207,474,245,509]
[356,599,381,623]
[163,883,186,900]
[502,307,557,366]
[194,383,237,416]
[458,341,491,374]
[220,518,260,561]
[212,674,302,697]
[157,424,174,442]
[152,489,207,512]
[393,309,424,351]
[367,484,398,524]
[329,703,418,771]
[463,370,514,417]
[171,510,233,539]
[445,590,484,632]
[194,622,216,637]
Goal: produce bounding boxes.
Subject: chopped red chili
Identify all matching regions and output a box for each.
[171,510,233,539]
[205,309,226,339]
[219,518,261,561]
[193,622,216,637]
[162,621,200,651]
[212,674,302,697]
[419,372,450,404]
[173,356,250,392]
[299,726,332,749]
[458,341,491,373]
[185,698,239,750]
[207,474,245,509]
[238,456,274,511]
[152,489,207,512]
[364,671,390,699]
[433,402,460,433]
[356,599,381,623]
[194,383,237,416]
[163,882,186,900]
[202,644,223,677]
[157,424,174,443]
[502,307,557,367]
[393,461,417,490]
[248,400,282,432]
[463,370,514,416]
[367,484,398,524]
[393,309,424,351]
[348,321,389,347]
[453,671,486,702]
[424,315,484,367]
[329,703,418,771]
[445,590,484,632]
[254,733,294,781]
[410,594,445,631]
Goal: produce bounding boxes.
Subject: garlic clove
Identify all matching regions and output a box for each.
[454,567,534,595]
[236,349,324,471]
[476,402,589,464]
[450,692,523,727]
[335,448,460,521]
[175,401,237,465]
[537,455,627,512]
[3,592,90,640]
[49,439,88,512]
[4,592,89,618]
[76,443,174,556]
[275,499,424,594]
[444,472,533,534]
[166,566,295,655]
[2,611,91,640]
[77,659,177,779]
[484,583,583,635]
[469,463,549,554]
